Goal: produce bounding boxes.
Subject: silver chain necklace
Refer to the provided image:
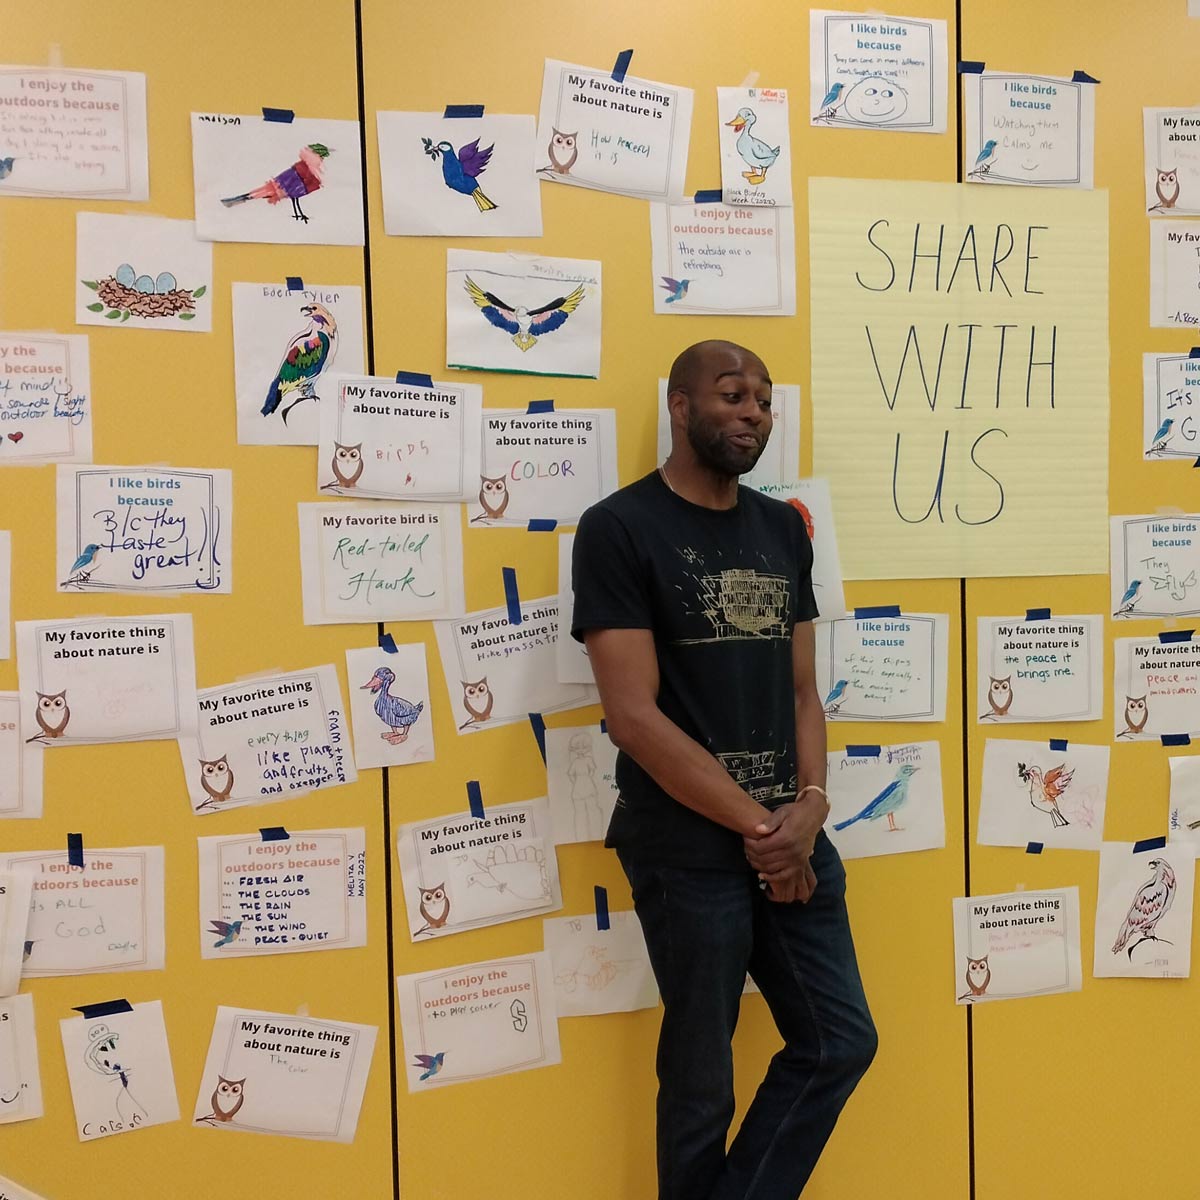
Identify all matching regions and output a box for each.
[658,460,677,494]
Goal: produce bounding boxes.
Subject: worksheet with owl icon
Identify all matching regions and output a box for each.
[1144,108,1200,217]
[1113,636,1200,742]
[0,994,43,1126]
[0,692,44,819]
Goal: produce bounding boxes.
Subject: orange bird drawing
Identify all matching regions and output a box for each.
[1017,762,1073,829]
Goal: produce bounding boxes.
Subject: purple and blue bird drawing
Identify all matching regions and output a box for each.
[833,764,918,834]
[660,276,690,304]
[823,679,850,715]
[208,919,242,949]
[362,666,424,745]
[1149,417,1174,455]
[1114,579,1142,617]
[413,1052,444,1081]
[422,136,497,211]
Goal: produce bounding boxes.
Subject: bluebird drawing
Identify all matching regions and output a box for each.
[208,919,242,949]
[823,679,850,715]
[969,139,998,178]
[61,543,101,588]
[1112,858,1176,960]
[660,276,690,304]
[362,666,424,744]
[422,137,497,212]
[815,82,844,121]
[0,157,15,180]
[1149,417,1174,455]
[833,764,918,833]
[1114,579,1142,617]
[413,1052,444,1081]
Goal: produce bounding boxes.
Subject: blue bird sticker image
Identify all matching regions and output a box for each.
[833,764,918,834]
[422,136,497,211]
[823,679,851,716]
[1114,579,1142,618]
[208,919,242,949]
[660,276,690,304]
[0,157,15,180]
[968,139,998,179]
[413,1052,444,1081]
[814,82,844,122]
[362,666,424,745]
[1148,417,1174,456]
[61,543,101,589]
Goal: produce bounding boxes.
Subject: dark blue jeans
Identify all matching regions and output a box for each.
[617,831,877,1200]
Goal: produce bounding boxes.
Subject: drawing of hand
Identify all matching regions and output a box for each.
[478,842,549,902]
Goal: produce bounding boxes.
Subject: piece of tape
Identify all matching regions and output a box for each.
[594,885,610,931]
[1133,835,1167,853]
[1049,738,1068,752]
[67,833,83,868]
[73,999,133,1019]
[1159,630,1194,643]
[444,104,484,118]
[854,605,901,619]
[599,718,608,734]
[611,49,633,83]
[740,71,760,89]
[694,189,723,204]
[846,745,881,757]
[379,631,399,654]
[958,60,986,74]
[1025,842,1043,855]
[1024,608,1051,621]
[395,371,433,388]
[467,780,485,820]
[1072,70,1100,84]
[526,398,555,413]
[286,276,304,292]
[262,107,295,123]
[528,713,547,763]
[260,827,290,841]
[502,567,522,625]
[1161,733,1192,747]
[527,519,558,532]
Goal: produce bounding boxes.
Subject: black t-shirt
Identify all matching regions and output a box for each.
[571,470,819,869]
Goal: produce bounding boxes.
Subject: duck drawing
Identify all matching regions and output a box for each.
[362,666,424,744]
[726,107,780,185]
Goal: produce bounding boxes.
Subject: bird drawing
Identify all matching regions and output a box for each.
[544,128,578,175]
[413,1053,445,1082]
[328,442,364,489]
[814,82,845,121]
[466,843,549,902]
[833,764,918,833]
[726,107,780,185]
[197,755,235,810]
[660,276,690,304]
[421,136,497,211]
[220,143,332,224]
[1149,417,1174,455]
[1121,695,1149,737]
[1149,167,1180,213]
[958,955,991,1002]
[0,157,15,181]
[1114,579,1142,617]
[459,678,494,728]
[969,139,998,178]
[261,303,338,424]
[198,1075,246,1123]
[1112,857,1176,960]
[60,543,101,588]
[28,690,70,742]
[823,679,850,715]
[361,666,424,744]
[415,884,450,935]
[1017,761,1074,829]
[208,919,243,949]
[464,276,586,352]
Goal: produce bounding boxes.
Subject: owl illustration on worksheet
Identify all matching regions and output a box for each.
[958,955,991,1002]
[459,678,494,728]
[475,475,510,521]
[980,676,1013,721]
[1120,695,1149,738]
[415,883,450,936]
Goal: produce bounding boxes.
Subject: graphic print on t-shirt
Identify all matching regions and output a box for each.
[715,749,792,804]
[674,553,792,644]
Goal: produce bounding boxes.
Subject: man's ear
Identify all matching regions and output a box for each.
[666,388,688,429]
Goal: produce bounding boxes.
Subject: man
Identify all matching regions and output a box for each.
[571,340,877,1200]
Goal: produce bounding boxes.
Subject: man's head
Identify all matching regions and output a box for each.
[666,340,773,477]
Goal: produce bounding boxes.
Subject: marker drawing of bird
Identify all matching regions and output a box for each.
[422,136,497,211]
[362,666,424,744]
[833,764,918,833]
[1114,579,1142,617]
[1112,857,1176,960]
[1149,417,1174,455]
[660,276,690,304]
[261,303,338,424]
[1017,761,1073,829]
[814,82,845,121]
[969,139,998,178]
[61,543,101,588]
[726,107,780,185]
[464,276,586,352]
[413,1052,445,1081]
[220,143,332,224]
[823,679,850,715]
[208,919,243,949]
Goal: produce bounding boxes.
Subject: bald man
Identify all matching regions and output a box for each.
[572,341,876,1200]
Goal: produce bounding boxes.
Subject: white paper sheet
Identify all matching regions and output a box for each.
[1095,842,1193,979]
[191,113,365,245]
[346,643,434,769]
[16,614,197,745]
[809,10,948,133]
[1150,221,1200,326]
[56,465,232,594]
[0,66,147,199]
[1114,636,1200,741]
[825,743,943,859]
[446,249,601,378]
[317,374,483,500]
[555,533,595,685]
[0,870,32,996]
[816,611,948,721]
[1144,108,1200,215]
[0,531,8,658]
[963,71,1094,189]
[435,596,599,734]
[952,887,1082,1004]
[193,1006,375,1142]
[0,331,92,465]
[3,845,164,977]
[649,202,797,315]
[536,59,692,200]
[378,111,542,236]
[76,214,212,332]
[976,615,1104,723]
[544,911,657,1015]
[0,693,43,820]
[61,1001,178,1141]
[1143,351,1200,461]
[545,723,617,844]
[232,282,365,447]
[978,738,1109,850]
[298,502,465,624]
[397,797,562,940]
[397,951,561,1090]
[0,1175,46,1200]
[177,665,355,814]
[197,827,366,959]
[0,994,43,1126]
[471,407,617,526]
[1111,514,1200,619]
[1169,756,1200,855]
[718,86,792,208]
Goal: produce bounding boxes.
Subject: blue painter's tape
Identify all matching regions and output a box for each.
[1024,608,1051,621]
[599,718,607,734]
[395,371,433,388]
[958,60,986,73]
[1025,842,1043,855]
[594,885,610,931]
[286,276,304,292]
[260,827,290,841]
[444,104,484,118]
[262,107,294,123]
[379,632,399,654]
[1049,738,1068,752]
[1192,457,1200,469]
[1159,630,1194,643]
[73,999,133,1019]
[693,189,723,204]
[502,566,522,626]
[1190,347,1200,359]
[1133,835,1167,853]
[846,745,881,757]
[528,713,547,763]
[1161,733,1192,746]
[467,780,485,820]
[67,833,83,868]
[612,49,633,83]
[527,519,558,532]
[854,606,901,619]
[526,398,555,413]
[1071,70,1100,84]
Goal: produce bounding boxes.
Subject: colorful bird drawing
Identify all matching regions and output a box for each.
[833,764,918,833]
[1112,857,1176,960]
[660,276,690,304]
[413,1052,445,1082]
[61,543,101,588]
[464,276,586,352]
[220,143,332,224]
[261,303,338,424]
[1114,579,1142,617]
[361,666,424,744]
[421,136,497,211]
[823,679,850,715]
[1149,417,1174,455]
[814,82,845,121]
[969,139,998,178]
[208,919,243,949]
[1017,761,1074,829]
[726,107,780,185]
[0,157,15,181]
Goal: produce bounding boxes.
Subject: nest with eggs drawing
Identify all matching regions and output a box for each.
[82,263,205,321]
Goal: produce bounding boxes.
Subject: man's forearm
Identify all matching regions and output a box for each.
[795,686,828,803]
